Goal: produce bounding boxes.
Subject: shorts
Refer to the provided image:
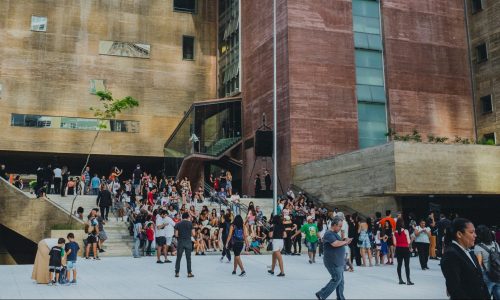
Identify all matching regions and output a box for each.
[87,235,97,244]
[156,236,166,247]
[272,239,284,252]
[49,266,62,273]
[98,231,108,241]
[232,241,244,256]
[166,237,173,246]
[67,260,77,270]
[306,241,318,252]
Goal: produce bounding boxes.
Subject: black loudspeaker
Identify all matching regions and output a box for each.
[255,130,273,157]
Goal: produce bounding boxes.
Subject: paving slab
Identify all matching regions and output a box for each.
[0,255,447,299]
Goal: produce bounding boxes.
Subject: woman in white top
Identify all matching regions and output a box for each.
[413,219,431,270]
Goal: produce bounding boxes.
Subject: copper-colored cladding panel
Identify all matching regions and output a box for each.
[382,0,474,139]
[287,0,358,165]
[241,0,358,194]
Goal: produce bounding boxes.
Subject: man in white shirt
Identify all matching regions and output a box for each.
[155,210,170,264]
[53,167,62,195]
[164,213,176,260]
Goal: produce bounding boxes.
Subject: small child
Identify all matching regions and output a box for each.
[48,238,65,286]
[145,223,155,256]
[65,233,80,285]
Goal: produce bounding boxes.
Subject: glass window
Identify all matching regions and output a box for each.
[471,0,483,14]
[358,102,387,148]
[174,0,196,13]
[183,36,195,60]
[89,80,106,95]
[354,32,382,50]
[31,16,47,32]
[476,43,488,63]
[12,114,138,132]
[356,67,384,86]
[480,95,493,114]
[353,16,380,34]
[356,85,386,103]
[352,0,380,18]
[355,50,383,69]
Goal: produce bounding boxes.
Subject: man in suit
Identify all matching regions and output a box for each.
[440,218,489,299]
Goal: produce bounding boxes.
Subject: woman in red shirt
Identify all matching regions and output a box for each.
[393,218,414,285]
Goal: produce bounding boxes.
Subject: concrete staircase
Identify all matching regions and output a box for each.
[43,193,134,257]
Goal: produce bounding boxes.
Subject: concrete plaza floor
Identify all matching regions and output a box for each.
[0,254,447,299]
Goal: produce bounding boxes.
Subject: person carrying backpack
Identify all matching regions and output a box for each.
[474,225,500,299]
[225,215,248,276]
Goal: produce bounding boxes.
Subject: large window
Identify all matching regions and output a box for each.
[480,95,493,114]
[31,16,47,32]
[174,0,196,13]
[358,102,388,148]
[183,36,195,60]
[11,114,139,133]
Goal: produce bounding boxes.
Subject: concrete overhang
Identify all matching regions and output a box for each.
[293,141,500,203]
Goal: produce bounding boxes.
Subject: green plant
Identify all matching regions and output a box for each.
[427,134,435,143]
[410,129,422,142]
[68,90,139,224]
[51,223,83,230]
[434,136,449,143]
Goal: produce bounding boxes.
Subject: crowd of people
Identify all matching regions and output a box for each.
[4,161,498,299]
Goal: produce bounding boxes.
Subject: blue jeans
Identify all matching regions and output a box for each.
[317,264,345,300]
[133,237,141,257]
[232,203,240,215]
[483,271,500,300]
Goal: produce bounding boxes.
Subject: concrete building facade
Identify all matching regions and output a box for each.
[466,0,500,144]
[0,0,217,174]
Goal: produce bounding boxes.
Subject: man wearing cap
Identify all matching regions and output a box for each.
[292,215,321,264]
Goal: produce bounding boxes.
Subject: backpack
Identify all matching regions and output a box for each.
[478,242,500,282]
[233,227,244,242]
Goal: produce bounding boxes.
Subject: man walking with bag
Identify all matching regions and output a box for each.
[316,216,352,300]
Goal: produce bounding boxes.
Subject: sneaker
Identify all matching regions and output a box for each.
[239,271,246,277]
[187,273,195,278]
[70,280,77,285]
[277,273,285,277]
[48,281,54,286]
[164,260,172,263]
[94,257,101,260]
[201,252,206,256]
[232,271,236,275]
[268,270,274,275]
[175,273,179,278]
[315,292,323,300]
[157,260,164,264]
[99,249,105,253]
[53,282,58,286]
[309,260,313,264]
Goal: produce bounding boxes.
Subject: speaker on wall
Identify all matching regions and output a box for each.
[254,130,273,157]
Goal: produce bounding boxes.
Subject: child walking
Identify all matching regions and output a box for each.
[48,238,65,286]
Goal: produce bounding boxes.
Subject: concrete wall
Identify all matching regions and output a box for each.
[0,178,82,243]
[0,0,217,158]
[394,142,500,194]
[293,141,500,216]
[466,0,500,143]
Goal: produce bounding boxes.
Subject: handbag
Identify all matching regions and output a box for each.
[267,240,273,251]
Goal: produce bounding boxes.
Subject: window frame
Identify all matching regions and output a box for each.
[480,94,493,114]
[173,0,197,14]
[30,15,47,32]
[471,0,484,14]
[182,35,195,61]
[476,43,488,63]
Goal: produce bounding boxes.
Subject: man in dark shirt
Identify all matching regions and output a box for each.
[264,170,271,191]
[316,216,352,300]
[174,212,195,278]
[48,238,66,286]
[96,184,112,221]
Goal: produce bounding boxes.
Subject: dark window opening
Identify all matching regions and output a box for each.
[480,95,493,114]
[482,133,496,145]
[476,43,488,63]
[174,0,196,13]
[183,36,194,60]
[471,0,483,14]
